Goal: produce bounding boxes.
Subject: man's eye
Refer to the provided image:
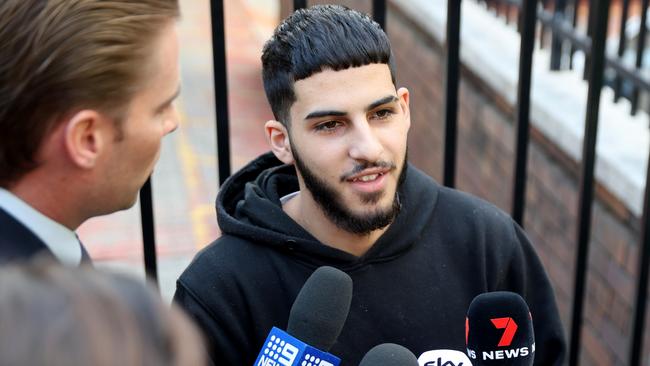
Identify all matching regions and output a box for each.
[315,120,341,131]
[372,109,394,119]
[157,103,173,115]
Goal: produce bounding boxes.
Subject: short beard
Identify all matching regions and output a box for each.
[291,145,407,236]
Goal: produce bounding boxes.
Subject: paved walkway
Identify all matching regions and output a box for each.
[77,0,277,301]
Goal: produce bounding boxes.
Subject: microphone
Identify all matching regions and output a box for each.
[418,349,472,366]
[359,343,419,366]
[465,292,535,365]
[253,266,353,366]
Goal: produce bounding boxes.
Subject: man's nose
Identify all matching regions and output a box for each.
[348,119,383,162]
[163,106,179,135]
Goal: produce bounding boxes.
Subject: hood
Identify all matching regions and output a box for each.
[216,152,439,269]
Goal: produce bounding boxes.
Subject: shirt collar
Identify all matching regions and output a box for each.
[0,188,82,266]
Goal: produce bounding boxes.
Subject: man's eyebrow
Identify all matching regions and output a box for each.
[303,95,399,121]
[366,95,398,111]
[304,109,347,120]
[155,85,181,113]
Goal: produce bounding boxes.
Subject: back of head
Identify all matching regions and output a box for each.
[0,261,206,366]
[261,4,395,126]
[0,0,179,187]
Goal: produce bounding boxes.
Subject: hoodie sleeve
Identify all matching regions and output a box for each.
[500,221,567,366]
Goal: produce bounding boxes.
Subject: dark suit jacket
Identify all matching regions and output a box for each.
[0,207,90,265]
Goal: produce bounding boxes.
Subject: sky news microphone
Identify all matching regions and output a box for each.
[418,349,472,366]
[465,292,535,366]
[359,343,419,366]
[253,266,353,366]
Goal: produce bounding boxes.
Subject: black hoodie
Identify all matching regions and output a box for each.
[174,152,566,366]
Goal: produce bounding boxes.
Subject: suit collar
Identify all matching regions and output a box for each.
[0,207,55,263]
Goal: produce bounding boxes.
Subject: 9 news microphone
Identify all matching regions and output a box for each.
[465,292,535,366]
[253,266,353,366]
[359,343,419,366]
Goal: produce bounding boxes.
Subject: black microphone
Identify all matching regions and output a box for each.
[465,292,535,365]
[253,266,353,366]
[359,343,419,366]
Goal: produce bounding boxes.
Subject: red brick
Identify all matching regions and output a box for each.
[581,324,614,366]
[600,318,629,364]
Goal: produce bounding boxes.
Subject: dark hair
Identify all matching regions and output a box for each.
[261,4,395,126]
[0,0,179,187]
[0,261,206,366]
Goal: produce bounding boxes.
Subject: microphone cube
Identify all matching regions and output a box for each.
[254,327,341,366]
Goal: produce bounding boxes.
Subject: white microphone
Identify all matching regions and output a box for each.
[418,349,473,366]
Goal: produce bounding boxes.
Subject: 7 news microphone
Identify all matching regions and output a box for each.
[253,266,353,366]
[465,291,535,366]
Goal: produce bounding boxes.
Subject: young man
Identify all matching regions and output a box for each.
[175,5,566,365]
[0,0,181,265]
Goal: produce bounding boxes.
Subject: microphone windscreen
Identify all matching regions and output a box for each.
[466,291,535,365]
[287,266,353,352]
[359,343,419,366]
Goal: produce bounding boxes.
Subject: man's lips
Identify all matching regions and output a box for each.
[344,167,391,183]
[342,167,393,194]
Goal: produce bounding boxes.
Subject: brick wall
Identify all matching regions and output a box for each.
[279,1,645,364]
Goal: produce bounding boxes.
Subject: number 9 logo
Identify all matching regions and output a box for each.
[278,343,299,366]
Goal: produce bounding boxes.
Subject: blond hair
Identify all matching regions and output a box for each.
[0,0,180,186]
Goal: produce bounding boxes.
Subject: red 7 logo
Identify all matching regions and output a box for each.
[490,317,518,347]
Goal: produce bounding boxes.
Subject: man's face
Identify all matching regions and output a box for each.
[287,64,410,234]
[102,21,180,210]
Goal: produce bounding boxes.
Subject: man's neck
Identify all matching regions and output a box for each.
[9,176,85,230]
[282,191,389,257]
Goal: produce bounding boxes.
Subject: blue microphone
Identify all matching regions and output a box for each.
[253,266,353,366]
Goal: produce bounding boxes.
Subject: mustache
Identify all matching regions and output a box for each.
[340,161,396,182]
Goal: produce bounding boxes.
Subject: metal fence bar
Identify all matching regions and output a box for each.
[294,0,307,10]
[373,0,387,31]
[630,150,650,365]
[550,0,568,70]
[631,0,649,115]
[511,0,537,226]
[443,0,462,188]
[568,0,611,364]
[139,178,158,287]
[535,6,650,93]
[540,0,550,49]
[582,0,595,80]
[211,0,231,185]
[613,0,631,101]
[568,0,579,69]
[536,8,590,49]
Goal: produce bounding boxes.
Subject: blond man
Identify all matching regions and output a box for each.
[0,0,181,265]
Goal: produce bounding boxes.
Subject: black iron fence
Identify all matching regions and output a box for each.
[481,1,650,364]
[136,0,650,365]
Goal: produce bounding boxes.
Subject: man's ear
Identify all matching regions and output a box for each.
[397,87,411,131]
[63,110,108,169]
[265,120,294,164]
